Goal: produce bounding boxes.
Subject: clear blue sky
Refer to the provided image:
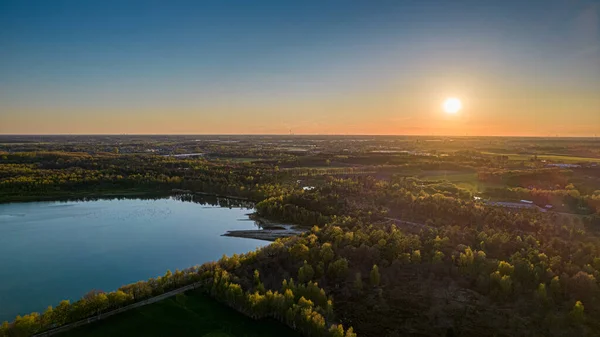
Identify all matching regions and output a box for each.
[1,0,599,135]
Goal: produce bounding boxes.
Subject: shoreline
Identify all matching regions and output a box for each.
[0,189,251,205]
[0,191,304,242]
[0,190,167,204]
[223,214,308,241]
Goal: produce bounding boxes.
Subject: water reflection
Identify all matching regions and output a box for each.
[17,192,256,210]
[0,196,265,321]
[172,193,254,209]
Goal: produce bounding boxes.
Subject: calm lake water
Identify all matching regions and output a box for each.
[0,197,267,322]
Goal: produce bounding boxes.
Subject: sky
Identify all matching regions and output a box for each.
[1,0,599,136]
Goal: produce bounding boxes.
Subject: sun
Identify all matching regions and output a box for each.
[443,97,462,114]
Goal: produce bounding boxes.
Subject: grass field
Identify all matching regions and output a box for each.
[59,290,301,337]
[418,170,501,193]
[481,152,600,163]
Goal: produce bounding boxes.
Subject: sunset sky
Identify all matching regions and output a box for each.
[1,0,599,136]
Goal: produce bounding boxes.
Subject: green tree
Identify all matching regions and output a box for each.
[320,243,335,264]
[298,260,315,283]
[328,258,349,280]
[254,269,266,293]
[550,276,561,299]
[432,250,445,263]
[298,296,314,309]
[353,272,363,292]
[345,327,357,337]
[13,313,40,336]
[284,288,295,307]
[95,293,109,314]
[535,283,548,304]
[329,324,345,337]
[370,264,381,287]
[107,290,131,308]
[411,250,421,264]
[1,321,9,335]
[290,243,310,261]
[570,301,585,323]
[40,306,54,329]
[53,300,71,325]
[498,261,514,276]
[253,269,261,285]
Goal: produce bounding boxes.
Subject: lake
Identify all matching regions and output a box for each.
[0,196,268,322]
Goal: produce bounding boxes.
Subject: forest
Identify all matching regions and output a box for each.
[1,135,600,336]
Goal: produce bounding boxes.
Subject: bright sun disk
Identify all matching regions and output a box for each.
[443,98,462,114]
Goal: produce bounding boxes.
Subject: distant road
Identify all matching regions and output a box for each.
[484,200,547,212]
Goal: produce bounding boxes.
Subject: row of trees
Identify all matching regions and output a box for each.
[0,268,200,336]
[0,252,356,337]
[0,152,296,203]
[199,265,355,337]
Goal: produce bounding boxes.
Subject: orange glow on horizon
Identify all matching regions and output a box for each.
[1,82,599,137]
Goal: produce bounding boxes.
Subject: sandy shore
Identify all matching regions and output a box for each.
[222,215,307,241]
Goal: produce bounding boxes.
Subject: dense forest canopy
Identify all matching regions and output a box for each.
[1,135,600,337]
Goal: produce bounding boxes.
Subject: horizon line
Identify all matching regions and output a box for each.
[0,133,598,139]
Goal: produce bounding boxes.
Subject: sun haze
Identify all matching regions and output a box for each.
[1,0,599,136]
[443,98,462,114]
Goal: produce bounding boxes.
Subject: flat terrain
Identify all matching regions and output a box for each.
[418,170,501,193]
[481,151,600,163]
[1,136,599,337]
[59,290,300,337]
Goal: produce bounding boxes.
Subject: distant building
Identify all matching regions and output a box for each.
[546,163,581,168]
[165,153,204,158]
